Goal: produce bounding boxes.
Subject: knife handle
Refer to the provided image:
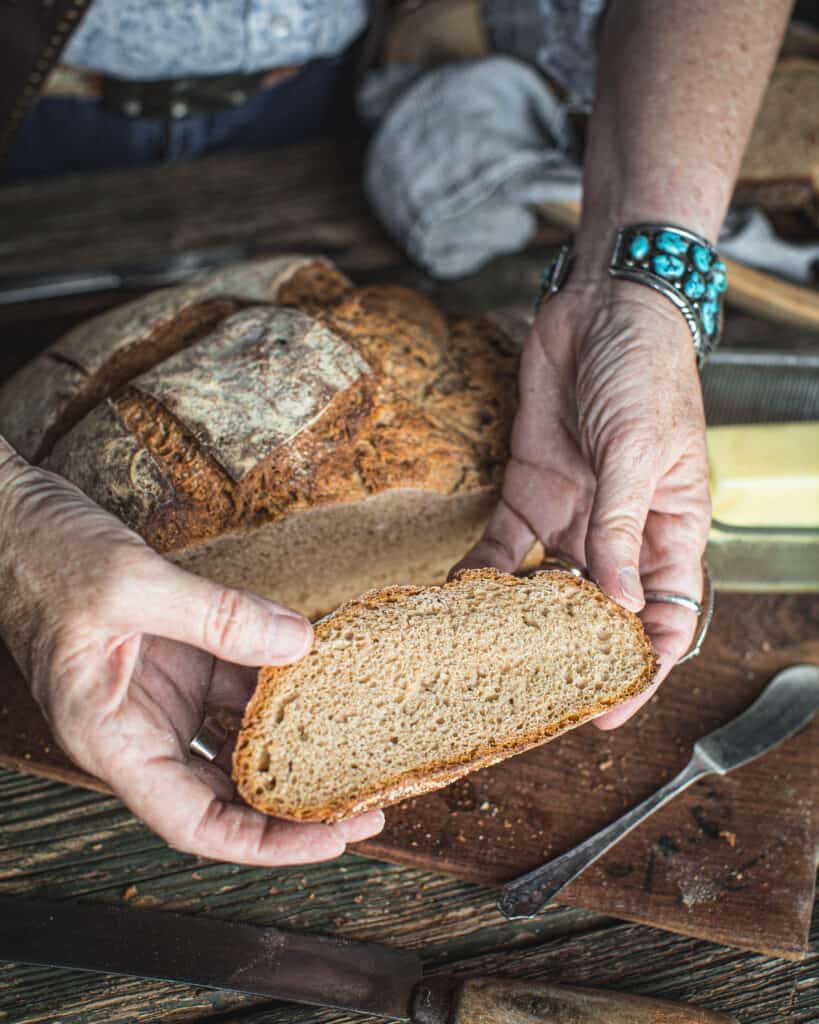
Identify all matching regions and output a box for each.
[449,978,736,1024]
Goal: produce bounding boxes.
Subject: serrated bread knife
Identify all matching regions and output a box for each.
[0,893,734,1023]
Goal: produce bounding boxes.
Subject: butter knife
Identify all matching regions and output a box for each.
[498,663,819,920]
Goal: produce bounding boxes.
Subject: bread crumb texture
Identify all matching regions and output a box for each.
[233,569,658,822]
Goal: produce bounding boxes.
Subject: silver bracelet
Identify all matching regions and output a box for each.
[536,223,726,367]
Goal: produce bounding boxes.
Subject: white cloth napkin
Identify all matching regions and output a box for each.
[362,55,819,284]
[362,56,582,279]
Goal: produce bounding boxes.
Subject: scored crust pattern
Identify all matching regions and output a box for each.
[19,258,521,555]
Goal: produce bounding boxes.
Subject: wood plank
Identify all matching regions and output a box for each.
[2,592,817,960]
[1,144,813,389]
[0,143,569,288]
[0,143,571,384]
[0,770,602,955]
[0,769,815,1024]
[0,144,387,275]
[184,911,819,1024]
[0,767,607,1024]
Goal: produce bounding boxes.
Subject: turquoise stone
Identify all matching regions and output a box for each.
[692,244,712,272]
[701,300,719,336]
[652,254,685,279]
[683,272,705,299]
[711,260,727,292]
[656,231,689,257]
[706,282,718,302]
[629,234,650,260]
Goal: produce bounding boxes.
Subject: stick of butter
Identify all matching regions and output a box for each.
[707,422,819,529]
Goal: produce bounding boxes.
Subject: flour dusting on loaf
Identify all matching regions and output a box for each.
[0,255,519,619]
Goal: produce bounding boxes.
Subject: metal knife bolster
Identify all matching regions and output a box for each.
[412,977,459,1024]
[0,896,420,1020]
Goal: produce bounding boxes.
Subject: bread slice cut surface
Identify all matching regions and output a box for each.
[233,568,658,822]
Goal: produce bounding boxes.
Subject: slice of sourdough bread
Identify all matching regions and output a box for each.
[233,568,658,822]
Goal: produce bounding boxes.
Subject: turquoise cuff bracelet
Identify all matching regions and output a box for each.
[535,223,726,366]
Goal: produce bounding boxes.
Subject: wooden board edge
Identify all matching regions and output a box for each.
[0,754,111,796]
[3,744,816,961]
[351,841,814,961]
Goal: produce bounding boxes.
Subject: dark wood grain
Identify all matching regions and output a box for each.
[0,144,576,402]
[2,593,817,959]
[4,143,813,384]
[0,767,816,1024]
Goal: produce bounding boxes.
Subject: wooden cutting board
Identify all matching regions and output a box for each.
[1,592,817,959]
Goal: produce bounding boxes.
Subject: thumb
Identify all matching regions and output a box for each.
[110,551,313,666]
[585,452,655,613]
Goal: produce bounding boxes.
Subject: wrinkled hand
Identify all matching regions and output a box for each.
[0,449,383,863]
[459,276,711,727]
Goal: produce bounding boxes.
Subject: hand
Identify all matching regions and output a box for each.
[0,447,384,863]
[457,274,711,727]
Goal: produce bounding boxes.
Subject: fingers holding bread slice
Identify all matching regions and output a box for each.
[233,568,657,823]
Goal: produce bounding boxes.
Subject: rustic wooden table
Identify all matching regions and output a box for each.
[0,142,817,1024]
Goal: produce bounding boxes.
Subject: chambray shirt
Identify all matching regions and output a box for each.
[62,0,369,81]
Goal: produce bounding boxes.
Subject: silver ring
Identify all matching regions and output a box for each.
[645,563,715,664]
[189,716,228,762]
[519,553,588,580]
[540,554,586,579]
[643,591,702,615]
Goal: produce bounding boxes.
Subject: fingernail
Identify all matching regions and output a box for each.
[271,604,309,621]
[334,811,385,844]
[617,567,644,611]
[268,615,312,660]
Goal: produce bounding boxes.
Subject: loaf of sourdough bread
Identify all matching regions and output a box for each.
[0,256,519,619]
[233,569,658,822]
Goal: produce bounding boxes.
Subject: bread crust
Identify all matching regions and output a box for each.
[233,569,659,822]
[42,399,175,533]
[38,281,519,559]
[0,256,350,465]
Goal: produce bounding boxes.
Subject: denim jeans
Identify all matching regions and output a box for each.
[4,53,352,184]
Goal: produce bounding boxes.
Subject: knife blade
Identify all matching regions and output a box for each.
[0,895,735,1023]
[497,663,819,919]
[0,243,347,305]
[0,895,420,1019]
[0,246,255,305]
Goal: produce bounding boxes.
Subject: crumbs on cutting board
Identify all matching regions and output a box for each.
[720,829,737,847]
[680,876,722,908]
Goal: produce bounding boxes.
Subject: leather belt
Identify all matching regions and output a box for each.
[43,65,303,119]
